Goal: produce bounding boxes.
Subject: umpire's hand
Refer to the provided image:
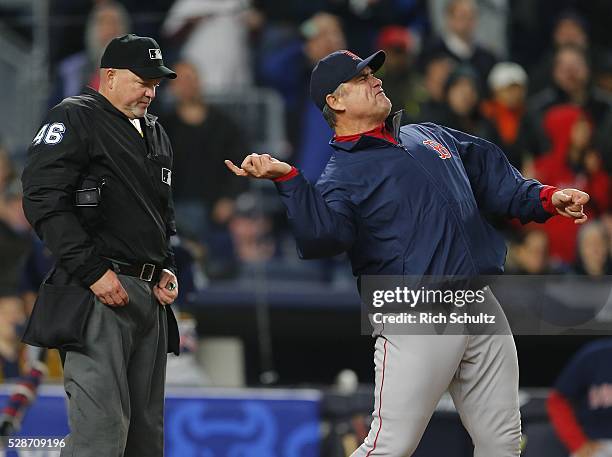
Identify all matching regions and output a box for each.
[225,153,292,179]
[154,269,178,306]
[552,188,590,224]
[90,269,129,307]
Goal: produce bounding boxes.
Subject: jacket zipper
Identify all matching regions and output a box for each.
[397,143,480,275]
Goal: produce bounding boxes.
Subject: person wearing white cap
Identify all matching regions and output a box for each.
[488,62,528,92]
[482,62,528,169]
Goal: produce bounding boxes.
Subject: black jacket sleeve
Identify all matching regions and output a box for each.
[21,104,111,286]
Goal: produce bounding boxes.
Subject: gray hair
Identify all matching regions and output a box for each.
[321,85,343,129]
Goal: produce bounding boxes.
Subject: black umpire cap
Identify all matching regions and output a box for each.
[310,49,386,111]
[100,34,177,80]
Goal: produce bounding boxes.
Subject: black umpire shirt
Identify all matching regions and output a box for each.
[22,88,177,288]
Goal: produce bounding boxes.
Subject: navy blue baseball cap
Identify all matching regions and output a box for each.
[310,50,386,111]
[101,34,176,80]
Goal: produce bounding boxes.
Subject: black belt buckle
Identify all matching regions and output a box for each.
[140,263,156,282]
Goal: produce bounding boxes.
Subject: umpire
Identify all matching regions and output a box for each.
[21,34,179,456]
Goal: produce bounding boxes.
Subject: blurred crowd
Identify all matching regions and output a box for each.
[0,0,612,381]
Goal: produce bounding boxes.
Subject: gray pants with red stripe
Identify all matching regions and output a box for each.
[352,290,521,456]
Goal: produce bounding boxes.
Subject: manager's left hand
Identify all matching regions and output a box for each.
[552,188,590,224]
[154,269,178,305]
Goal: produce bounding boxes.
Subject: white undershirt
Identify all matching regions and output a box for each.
[130,118,143,137]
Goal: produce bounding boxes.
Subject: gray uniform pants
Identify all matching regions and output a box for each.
[353,288,521,457]
[60,275,168,457]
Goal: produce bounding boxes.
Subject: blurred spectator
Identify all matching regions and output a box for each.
[329,0,428,59]
[204,192,277,279]
[427,65,498,141]
[258,12,345,112]
[428,0,509,59]
[109,0,176,38]
[0,180,32,295]
[302,13,346,74]
[260,12,346,182]
[162,0,253,93]
[505,229,567,275]
[159,61,248,240]
[19,236,54,315]
[229,193,276,265]
[481,62,528,169]
[0,147,16,194]
[0,295,26,380]
[219,191,332,282]
[48,1,131,107]
[519,44,612,160]
[573,222,612,277]
[418,53,455,123]
[534,106,610,216]
[422,0,498,90]
[253,0,427,54]
[531,105,610,264]
[547,339,612,457]
[48,0,173,64]
[528,10,590,95]
[374,26,427,121]
[553,10,589,48]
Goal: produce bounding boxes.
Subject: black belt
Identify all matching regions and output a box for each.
[105,258,162,282]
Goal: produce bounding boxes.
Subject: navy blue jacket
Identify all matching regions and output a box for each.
[275,113,554,277]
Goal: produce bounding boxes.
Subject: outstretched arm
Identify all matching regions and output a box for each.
[436,125,590,224]
[225,154,357,258]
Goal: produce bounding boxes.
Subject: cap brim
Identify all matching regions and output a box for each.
[131,65,177,80]
[339,50,386,85]
[357,50,386,74]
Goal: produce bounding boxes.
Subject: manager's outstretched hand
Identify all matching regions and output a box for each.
[552,188,590,224]
[225,153,292,180]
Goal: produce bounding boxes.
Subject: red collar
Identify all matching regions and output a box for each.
[334,123,398,144]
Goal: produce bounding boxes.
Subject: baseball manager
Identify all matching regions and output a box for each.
[226,49,590,456]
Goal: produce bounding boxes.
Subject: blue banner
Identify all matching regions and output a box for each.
[0,386,320,457]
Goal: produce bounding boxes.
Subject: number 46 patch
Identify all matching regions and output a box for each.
[32,122,66,145]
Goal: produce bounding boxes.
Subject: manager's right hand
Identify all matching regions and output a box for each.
[225,153,292,180]
[90,269,129,307]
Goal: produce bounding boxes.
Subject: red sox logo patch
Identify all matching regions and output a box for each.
[340,50,360,61]
[422,139,452,159]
